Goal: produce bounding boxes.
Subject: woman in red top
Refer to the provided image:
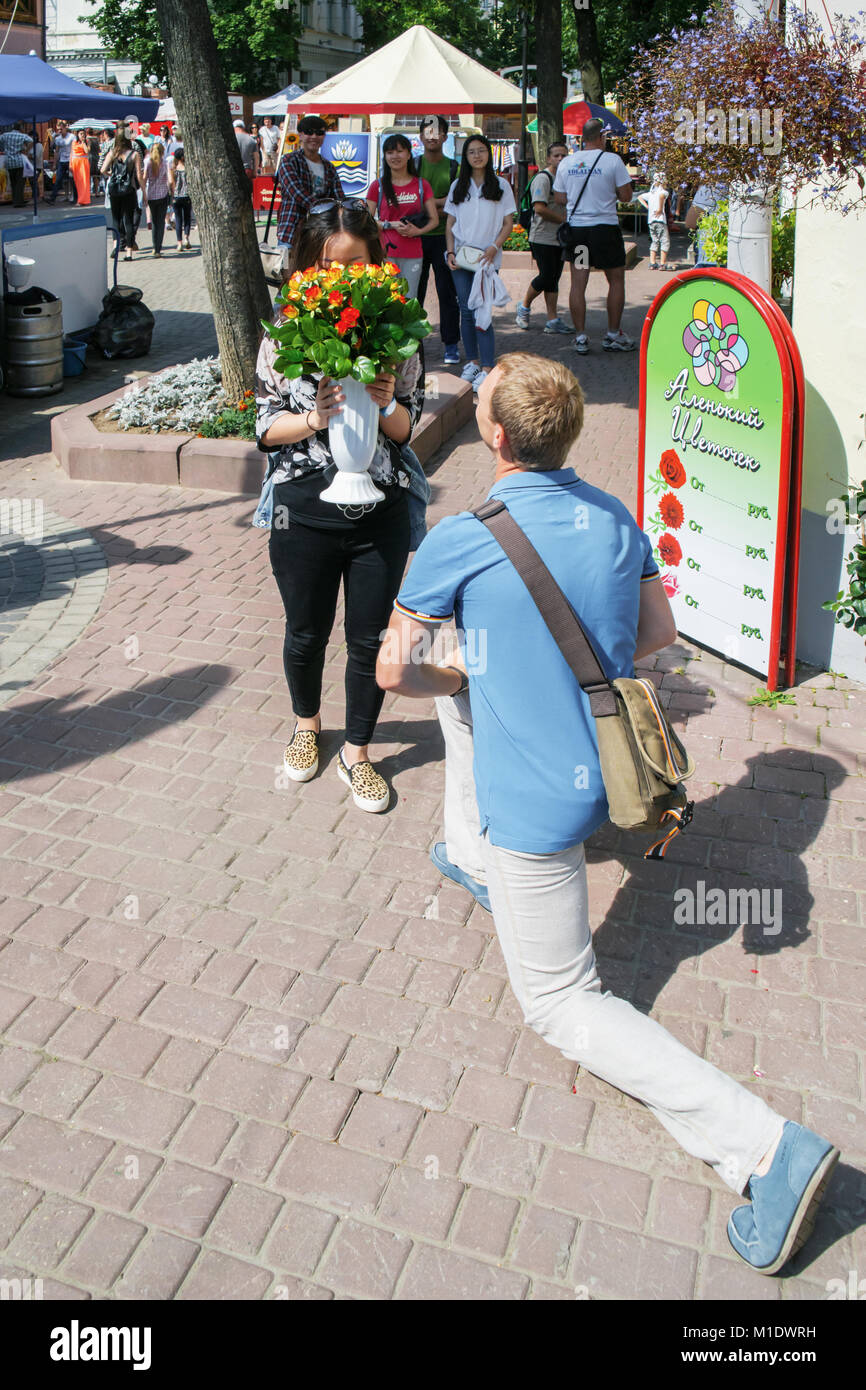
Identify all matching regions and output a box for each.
[366,134,437,302]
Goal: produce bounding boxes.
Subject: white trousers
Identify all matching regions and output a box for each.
[435,691,784,1194]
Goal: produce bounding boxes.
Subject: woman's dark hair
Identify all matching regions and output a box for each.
[286,203,384,283]
[173,147,184,162]
[379,134,416,210]
[451,135,503,204]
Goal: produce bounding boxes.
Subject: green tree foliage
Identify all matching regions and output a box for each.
[83,0,300,91]
[350,0,493,62]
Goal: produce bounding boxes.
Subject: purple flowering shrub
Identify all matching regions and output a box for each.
[620,2,866,212]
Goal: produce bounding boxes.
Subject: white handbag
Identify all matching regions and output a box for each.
[455,244,485,272]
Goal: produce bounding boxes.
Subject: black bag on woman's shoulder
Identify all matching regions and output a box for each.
[108,153,136,199]
[557,150,605,250]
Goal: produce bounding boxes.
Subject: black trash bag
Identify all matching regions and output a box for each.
[92,284,155,360]
[3,286,58,307]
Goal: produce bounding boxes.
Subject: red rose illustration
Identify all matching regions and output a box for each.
[661,572,680,598]
[659,449,687,488]
[658,533,683,567]
[658,491,685,529]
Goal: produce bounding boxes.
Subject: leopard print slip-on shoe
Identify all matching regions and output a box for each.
[283,725,319,782]
[336,746,390,813]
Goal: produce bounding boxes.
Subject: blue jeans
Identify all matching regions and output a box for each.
[452,266,495,369]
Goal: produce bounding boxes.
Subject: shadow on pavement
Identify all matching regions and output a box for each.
[0,667,234,783]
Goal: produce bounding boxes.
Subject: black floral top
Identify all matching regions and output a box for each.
[255,328,425,530]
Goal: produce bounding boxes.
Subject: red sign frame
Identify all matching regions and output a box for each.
[638,267,804,691]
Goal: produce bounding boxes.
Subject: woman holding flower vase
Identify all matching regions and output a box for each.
[255,203,426,813]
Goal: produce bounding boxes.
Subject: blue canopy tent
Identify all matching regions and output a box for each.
[0,55,158,218]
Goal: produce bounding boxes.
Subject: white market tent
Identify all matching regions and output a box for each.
[253,84,304,117]
[286,25,534,115]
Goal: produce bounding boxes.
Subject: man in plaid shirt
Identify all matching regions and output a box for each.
[276,115,342,265]
[0,124,34,207]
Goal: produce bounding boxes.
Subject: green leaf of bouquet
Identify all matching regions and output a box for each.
[404,320,429,339]
[353,356,377,384]
[283,364,304,380]
[395,340,418,359]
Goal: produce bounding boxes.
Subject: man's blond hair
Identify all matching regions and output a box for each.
[490,353,585,471]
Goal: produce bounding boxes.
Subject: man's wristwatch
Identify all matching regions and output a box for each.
[379,398,397,418]
[443,665,469,695]
[382,220,391,230]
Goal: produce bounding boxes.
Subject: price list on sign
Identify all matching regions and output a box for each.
[638,268,803,689]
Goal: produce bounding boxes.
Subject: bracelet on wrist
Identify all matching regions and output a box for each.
[305,409,317,434]
[442,664,469,696]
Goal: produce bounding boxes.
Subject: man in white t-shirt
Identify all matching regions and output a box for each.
[637,173,671,270]
[553,118,635,354]
[47,121,75,203]
[259,116,280,174]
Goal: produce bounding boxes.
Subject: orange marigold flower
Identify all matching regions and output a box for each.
[304,285,322,303]
[658,492,685,529]
[383,261,400,276]
[328,291,344,305]
[283,304,299,319]
[238,403,247,411]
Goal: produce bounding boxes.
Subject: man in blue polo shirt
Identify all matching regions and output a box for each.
[376,352,838,1276]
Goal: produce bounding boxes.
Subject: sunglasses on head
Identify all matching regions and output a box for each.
[309,198,374,217]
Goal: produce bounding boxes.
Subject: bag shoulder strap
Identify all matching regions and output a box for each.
[473,498,618,718]
[566,149,605,222]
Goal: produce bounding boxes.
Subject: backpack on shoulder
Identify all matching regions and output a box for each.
[518,169,551,232]
[108,154,135,199]
[474,498,695,859]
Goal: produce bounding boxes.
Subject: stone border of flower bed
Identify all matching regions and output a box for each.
[51,370,476,494]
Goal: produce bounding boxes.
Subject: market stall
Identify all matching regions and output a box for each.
[0,55,157,357]
[286,25,533,186]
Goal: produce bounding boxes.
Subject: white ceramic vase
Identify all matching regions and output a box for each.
[319,374,386,505]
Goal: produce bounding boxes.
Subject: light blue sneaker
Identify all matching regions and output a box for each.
[727,1121,840,1275]
[430,842,491,913]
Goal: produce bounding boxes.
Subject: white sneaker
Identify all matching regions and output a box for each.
[573,334,589,355]
[543,318,574,334]
[603,330,636,352]
[461,361,482,383]
[473,370,488,393]
[515,305,531,329]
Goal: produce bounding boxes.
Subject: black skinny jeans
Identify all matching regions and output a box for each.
[148,195,169,253]
[173,196,192,240]
[269,494,411,746]
[110,190,138,250]
[417,234,460,346]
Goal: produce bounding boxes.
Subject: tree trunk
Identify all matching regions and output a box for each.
[572,0,605,105]
[535,0,563,156]
[155,0,272,399]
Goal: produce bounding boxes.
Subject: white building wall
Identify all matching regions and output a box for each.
[791,0,866,682]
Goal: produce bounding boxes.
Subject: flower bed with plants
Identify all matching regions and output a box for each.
[90,358,257,441]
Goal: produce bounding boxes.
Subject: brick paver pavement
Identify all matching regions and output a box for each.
[0,228,863,1300]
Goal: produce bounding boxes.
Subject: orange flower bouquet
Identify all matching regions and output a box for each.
[263,260,431,384]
